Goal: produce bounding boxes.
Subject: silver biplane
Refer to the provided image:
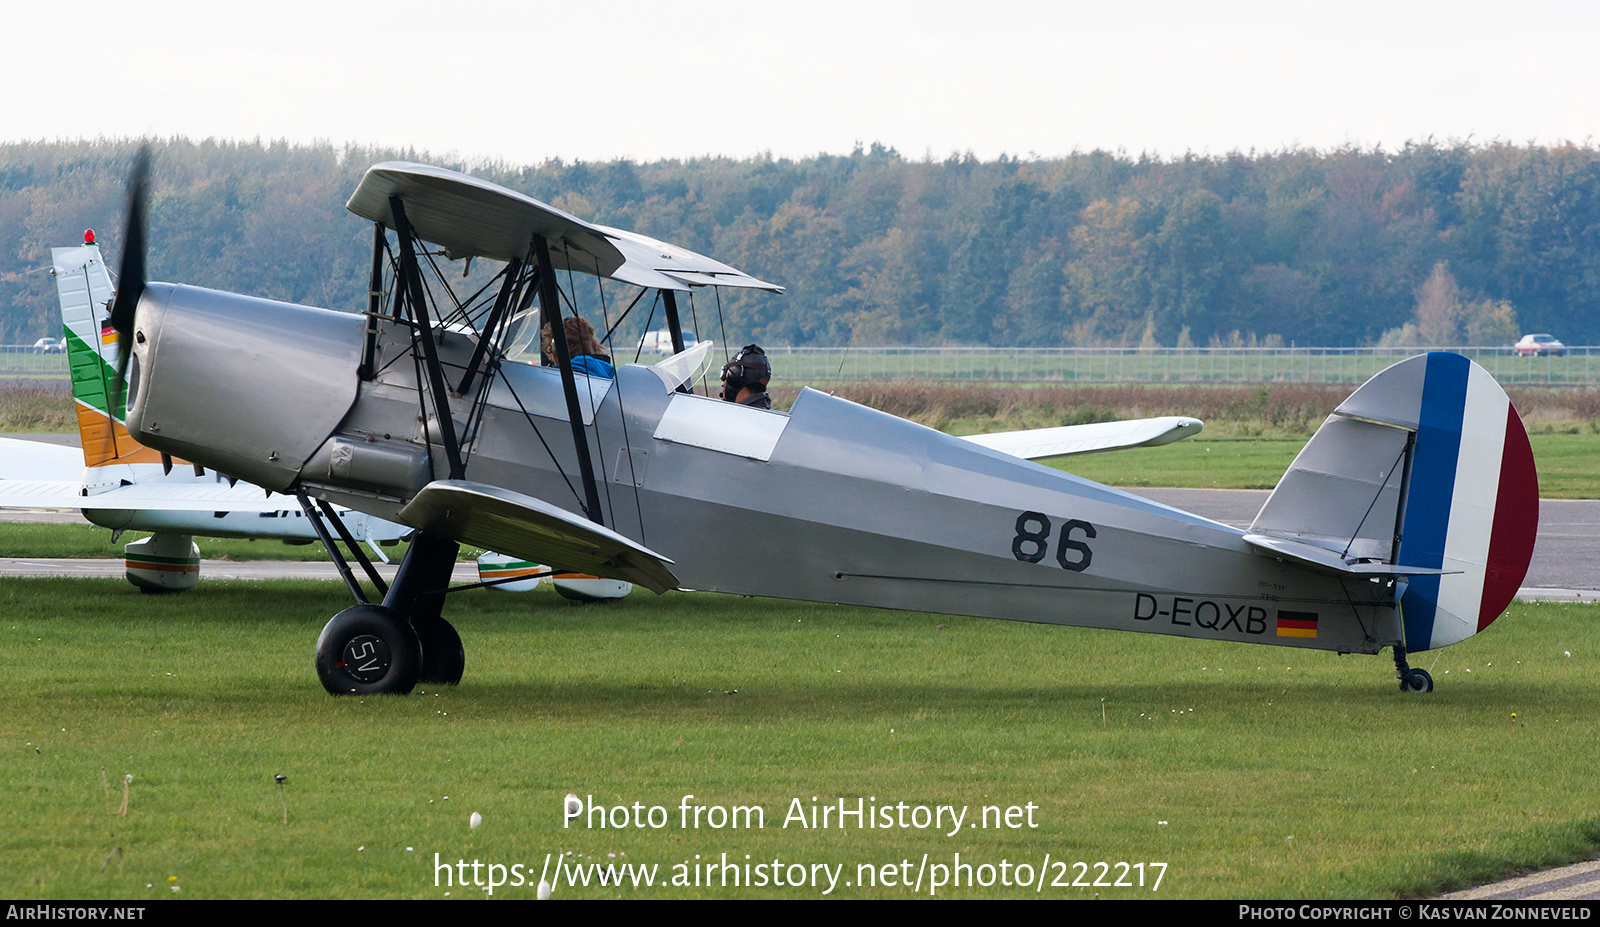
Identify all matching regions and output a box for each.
[102,152,1538,695]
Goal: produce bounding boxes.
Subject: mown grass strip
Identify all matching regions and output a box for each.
[2,580,1596,899]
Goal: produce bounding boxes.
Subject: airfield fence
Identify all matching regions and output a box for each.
[761,345,1600,387]
[0,345,71,377]
[5,343,1600,386]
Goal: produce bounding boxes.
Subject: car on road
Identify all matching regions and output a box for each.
[638,329,698,355]
[1514,333,1566,356]
[30,337,65,354]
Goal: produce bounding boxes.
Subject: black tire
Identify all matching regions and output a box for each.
[416,617,465,686]
[1401,668,1434,693]
[315,604,422,696]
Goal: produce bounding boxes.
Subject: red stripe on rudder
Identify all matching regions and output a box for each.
[1478,410,1539,631]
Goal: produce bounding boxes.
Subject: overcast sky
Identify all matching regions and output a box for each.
[6,0,1598,164]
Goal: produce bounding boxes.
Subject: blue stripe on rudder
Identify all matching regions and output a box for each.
[1397,353,1469,650]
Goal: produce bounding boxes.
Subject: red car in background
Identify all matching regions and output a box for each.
[1515,333,1566,356]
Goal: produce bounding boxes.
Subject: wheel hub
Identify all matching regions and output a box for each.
[341,634,392,683]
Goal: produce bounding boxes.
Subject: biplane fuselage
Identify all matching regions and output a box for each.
[129,280,1406,657]
[109,161,1537,695]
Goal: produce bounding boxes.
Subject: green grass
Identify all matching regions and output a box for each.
[1520,433,1600,499]
[3,580,1599,899]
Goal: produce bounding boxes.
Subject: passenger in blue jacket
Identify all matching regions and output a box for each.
[541,317,615,378]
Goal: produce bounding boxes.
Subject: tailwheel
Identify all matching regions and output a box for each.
[416,617,464,685]
[315,604,422,695]
[1392,644,1435,694]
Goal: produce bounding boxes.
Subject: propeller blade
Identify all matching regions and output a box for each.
[108,147,149,337]
[107,146,151,418]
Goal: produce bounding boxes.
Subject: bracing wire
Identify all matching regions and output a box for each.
[714,286,731,367]
[632,292,660,364]
[688,290,709,394]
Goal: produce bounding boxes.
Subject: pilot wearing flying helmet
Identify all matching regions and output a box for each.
[719,344,772,410]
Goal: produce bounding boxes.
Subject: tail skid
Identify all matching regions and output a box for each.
[1249,353,1538,652]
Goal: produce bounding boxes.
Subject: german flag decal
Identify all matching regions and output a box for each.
[1276,610,1319,639]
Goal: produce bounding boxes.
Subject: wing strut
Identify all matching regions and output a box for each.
[390,196,466,481]
[359,222,385,381]
[456,255,526,395]
[533,235,606,527]
[296,491,389,603]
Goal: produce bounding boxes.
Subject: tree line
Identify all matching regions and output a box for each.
[1,138,1596,348]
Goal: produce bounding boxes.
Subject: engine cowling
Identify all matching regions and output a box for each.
[124,283,366,492]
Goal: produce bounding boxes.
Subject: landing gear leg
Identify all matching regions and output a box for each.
[314,529,461,695]
[1393,644,1434,693]
[385,530,463,686]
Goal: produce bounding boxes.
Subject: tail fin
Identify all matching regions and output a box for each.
[1249,353,1538,651]
[51,241,164,468]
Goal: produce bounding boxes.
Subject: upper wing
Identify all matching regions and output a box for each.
[399,479,679,593]
[346,162,782,292]
[961,416,1203,461]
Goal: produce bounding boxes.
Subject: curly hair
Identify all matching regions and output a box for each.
[541,316,605,358]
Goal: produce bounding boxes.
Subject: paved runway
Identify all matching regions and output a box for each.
[1442,858,1600,901]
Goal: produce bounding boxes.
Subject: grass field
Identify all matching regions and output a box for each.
[3,579,1599,899]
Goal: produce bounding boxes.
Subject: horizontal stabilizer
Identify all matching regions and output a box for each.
[1242,534,1450,577]
[0,436,84,482]
[399,480,679,594]
[962,416,1202,461]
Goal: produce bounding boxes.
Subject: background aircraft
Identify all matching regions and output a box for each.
[102,155,1536,696]
[0,235,410,591]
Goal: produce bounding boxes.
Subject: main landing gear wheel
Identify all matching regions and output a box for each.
[315,605,422,696]
[1400,668,1434,693]
[416,617,464,686]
